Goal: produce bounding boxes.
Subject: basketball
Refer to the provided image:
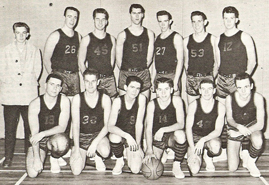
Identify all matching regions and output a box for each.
[141,158,164,180]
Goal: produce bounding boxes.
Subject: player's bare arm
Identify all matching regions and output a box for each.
[115,31,126,69]
[146,29,155,68]
[173,33,184,91]
[241,32,256,75]
[78,35,90,73]
[43,31,60,74]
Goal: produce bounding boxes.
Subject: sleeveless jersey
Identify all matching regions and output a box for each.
[153,98,177,136]
[193,99,218,136]
[187,33,214,74]
[86,33,113,75]
[79,92,104,134]
[121,27,149,70]
[231,92,256,126]
[115,95,138,138]
[51,29,80,72]
[218,30,247,74]
[38,94,61,132]
[154,32,177,72]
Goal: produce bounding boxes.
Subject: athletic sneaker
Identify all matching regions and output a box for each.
[172,161,185,179]
[247,157,261,177]
[240,150,249,168]
[112,157,124,175]
[95,155,106,171]
[203,152,215,172]
[50,156,61,173]
[213,148,227,162]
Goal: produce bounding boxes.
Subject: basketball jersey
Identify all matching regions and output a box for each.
[38,94,61,132]
[154,32,177,72]
[193,99,218,136]
[79,91,104,134]
[121,27,149,70]
[86,33,113,76]
[51,29,80,72]
[231,92,256,126]
[152,98,177,136]
[218,30,247,74]
[116,95,138,138]
[187,33,214,74]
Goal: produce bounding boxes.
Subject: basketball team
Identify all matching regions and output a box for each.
[0,3,265,180]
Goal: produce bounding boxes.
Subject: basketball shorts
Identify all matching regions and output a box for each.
[52,71,80,96]
[153,132,174,150]
[216,74,237,98]
[118,69,151,92]
[98,75,118,98]
[153,72,177,92]
[79,132,99,150]
[186,74,214,96]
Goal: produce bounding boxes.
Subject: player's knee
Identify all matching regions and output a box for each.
[173,130,186,143]
[189,163,200,174]
[130,165,141,174]
[98,146,110,158]
[109,133,122,143]
[228,165,238,172]
[251,133,263,148]
[71,166,83,176]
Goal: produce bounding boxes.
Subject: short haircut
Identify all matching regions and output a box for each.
[13,22,30,33]
[155,77,173,88]
[83,68,99,80]
[46,74,63,86]
[64,6,80,17]
[93,8,109,20]
[222,6,239,18]
[126,76,143,89]
[129,4,145,14]
[234,72,252,85]
[199,79,216,89]
[50,133,70,159]
[191,11,207,21]
[156,10,172,20]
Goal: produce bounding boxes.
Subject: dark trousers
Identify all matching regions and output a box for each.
[3,105,31,160]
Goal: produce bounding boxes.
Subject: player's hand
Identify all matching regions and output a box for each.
[30,132,45,145]
[143,152,156,164]
[33,158,43,173]
[87,141,98,158]
[237,125,252,136]
[154,128,164,141]
[126,135,138,152]
[194,138,205,156]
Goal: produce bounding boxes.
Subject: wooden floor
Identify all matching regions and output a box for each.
[0,139,269,185]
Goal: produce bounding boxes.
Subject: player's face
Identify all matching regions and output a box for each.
[94,13,108,31]
[84,74,99,93]
[236,79,253,100]
[157,15,171,33]
[46,78,62,97]
[130,8,144,25]
[125,81,141,99]
[199,83,215,100]
[191,15,206,33]
[14,27,29,44]
[223,13,238,30]
[65,9,78,29]
[156,83,173,102]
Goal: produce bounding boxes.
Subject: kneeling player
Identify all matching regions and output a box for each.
[26,74,70,177]
[108,76,146,175]
[226,73,264,177]
[186,79,225,174]
[144,77,187,179]
[70,68,111,175]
